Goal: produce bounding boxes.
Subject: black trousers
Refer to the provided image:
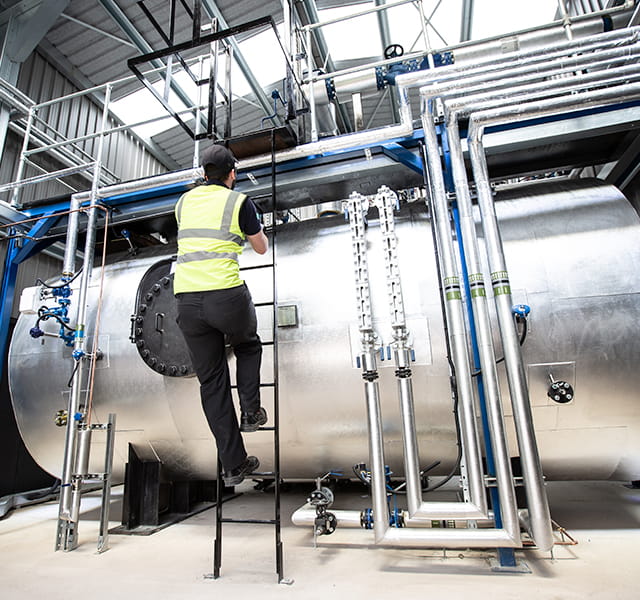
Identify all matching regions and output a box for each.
[176,284,262,472]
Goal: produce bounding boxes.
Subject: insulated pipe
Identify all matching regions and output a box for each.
[414,121,490,521]
[466,82,640,556]
[374,186,488,520]
[292,503,531,531]
[62,195,82,278]
[239,27,640,171]
[71,167,202,203]
[291,504,364,528]
[422,104,516,527]
[407,29,640,550]
[364,338,521,548]
[433,56,640,550]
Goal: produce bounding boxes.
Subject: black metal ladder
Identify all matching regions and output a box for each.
[212,130,289,584]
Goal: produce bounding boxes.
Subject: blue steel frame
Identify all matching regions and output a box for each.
[0,214,61,363]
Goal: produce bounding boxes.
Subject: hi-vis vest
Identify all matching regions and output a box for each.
[173,184,247,293]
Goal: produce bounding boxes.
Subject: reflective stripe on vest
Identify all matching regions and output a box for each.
[174,185,247,293]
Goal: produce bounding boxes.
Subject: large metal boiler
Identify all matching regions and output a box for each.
[8,178,640,483]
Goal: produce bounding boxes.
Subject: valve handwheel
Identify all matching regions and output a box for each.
[384,43,404,60]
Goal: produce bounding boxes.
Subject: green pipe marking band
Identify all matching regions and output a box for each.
[468,273,486,298]
[491,271,511,297]
[444,276,461,301]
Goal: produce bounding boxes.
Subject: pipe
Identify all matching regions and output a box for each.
[414,124,490,521]
[349,190,520,547]
[430,53,640,553]
[239,26,640,171]
[292,502,533,532]
[364,341,520,548]
[466,82,640,555]
[375,186,489,520]
[291,504,364,528]
[406,27,640,551]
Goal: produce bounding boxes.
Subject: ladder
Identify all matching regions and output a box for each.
[211,130,290,584]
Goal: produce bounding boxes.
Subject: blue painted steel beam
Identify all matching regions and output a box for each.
[0,213,59,365]
[381,142,424,174]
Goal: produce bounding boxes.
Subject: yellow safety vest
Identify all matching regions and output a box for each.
[173,184,247,293]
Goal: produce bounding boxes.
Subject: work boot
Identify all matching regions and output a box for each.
[223,456,260,486]
[240,407,268,432]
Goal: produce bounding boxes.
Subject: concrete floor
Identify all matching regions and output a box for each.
[0,480,638,599]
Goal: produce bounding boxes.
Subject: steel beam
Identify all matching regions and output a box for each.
[460,0,474,42]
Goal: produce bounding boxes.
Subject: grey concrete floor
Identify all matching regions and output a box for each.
[0,480,638,599]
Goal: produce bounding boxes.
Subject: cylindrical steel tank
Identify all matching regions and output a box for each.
[8,179,640,482]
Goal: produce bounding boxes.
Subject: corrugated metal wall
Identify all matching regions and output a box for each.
[0,50,168,207]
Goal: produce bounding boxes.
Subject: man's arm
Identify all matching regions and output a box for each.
[247,229,268,255]
[239,197,269,254]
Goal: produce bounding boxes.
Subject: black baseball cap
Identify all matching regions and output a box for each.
[200,144,236,172]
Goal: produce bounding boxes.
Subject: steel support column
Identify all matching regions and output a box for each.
[460,0,474,42]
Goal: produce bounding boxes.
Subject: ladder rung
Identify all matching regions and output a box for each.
[221,518,277,525]
[240,263,274,271]
[230,383,275,391]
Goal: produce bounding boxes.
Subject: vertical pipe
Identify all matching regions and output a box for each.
[58,84,113,551]
[419,104,487,516]
[467,128,553,553]
[62,195,82,277]
[306,28,318,142]
[558,0,574,39]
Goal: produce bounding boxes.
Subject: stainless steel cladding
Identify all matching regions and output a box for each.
[8,179,640,482]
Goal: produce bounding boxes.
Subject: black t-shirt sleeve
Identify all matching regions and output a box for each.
[239,197,262,236]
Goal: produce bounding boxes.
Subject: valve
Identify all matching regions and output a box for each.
[308,486,334,507]
[314,509,337,536]
[29,326,44,339]
[512,304,531,319]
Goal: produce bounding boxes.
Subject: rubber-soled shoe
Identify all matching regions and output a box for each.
[240,407,268,432]
[223,456,260,486]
